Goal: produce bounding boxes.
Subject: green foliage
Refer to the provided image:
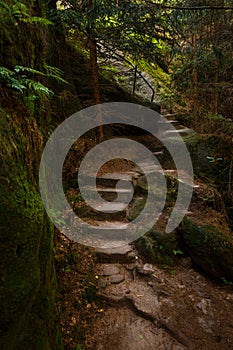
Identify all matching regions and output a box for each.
[47,209,66,226]
[76,344,85,350]
[0,1,68,113]
[0,0,10,12]
[168,0,233,117]
[58,0,171,71]
[182,216,233,279]
[221,277,233,286]
[61,267,72,273]
[44,64,68,84]
[0,65,53,97]
[0,64,68,112]
[173,249,184,256]
[11,2,53,25]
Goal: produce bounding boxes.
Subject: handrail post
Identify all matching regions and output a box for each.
[97,42,155,103]
[133,65,137,95]
[151,90,155,102]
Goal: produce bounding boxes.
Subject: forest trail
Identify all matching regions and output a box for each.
[85,144,233,350]
[57,115,233,350]
[91,243,233,350]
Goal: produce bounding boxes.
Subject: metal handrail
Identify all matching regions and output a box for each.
[97,42,155,102]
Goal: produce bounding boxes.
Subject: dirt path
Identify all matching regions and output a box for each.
[90,244,233,350]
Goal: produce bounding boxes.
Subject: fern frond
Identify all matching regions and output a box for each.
[29,17,53,25]
[14,65,68,84]
[44,64,69,84]
[0,1,10,13]
[9,78,26,93]
[0,67,14,80]
[23,79,54,97]
[44,65,64,76]
[14,65,45,76]
[0,64,65,101]
[11,3,53,26]
[11,3,29,19]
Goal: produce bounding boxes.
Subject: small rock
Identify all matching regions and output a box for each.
[98,278,107,288]
[198,316,215,334]
[137,263,155,275]
[196,299,211,315]
[100,264,120,276]
[151,273,164,284]
[125,263,137,271]
[109,274,125,284]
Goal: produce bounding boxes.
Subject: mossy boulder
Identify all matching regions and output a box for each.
[0,109,62,349]
[131,163,233,276]
[185,133,233,225]
[181,216,233,280]
[135,227,180,266]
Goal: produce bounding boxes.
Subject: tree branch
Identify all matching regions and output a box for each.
[145,2,233,11]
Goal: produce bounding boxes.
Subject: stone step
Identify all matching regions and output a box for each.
[93,201,128,213]
[95,243,138,264]
[133,163,161,175]
[76,220,137,248]
[83,186,134,202]
[153,151,164,156]
[96,172,141,191]
[94,221,129,229]
[162,113,177,118]
[79,172,139,189]
[163,128,196,142]
[96,172,139,188]
[98,188,133,193]
[164,128,195,136]
[169,120,179,124]
[158,119,179,124]
[99,171,140,181]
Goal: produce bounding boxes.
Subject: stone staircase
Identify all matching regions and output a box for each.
[72,115,233,350]
[75,113,196,251]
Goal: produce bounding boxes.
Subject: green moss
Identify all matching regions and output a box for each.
[0,108,63,349]
[181,216,233,280]
[186,134,232,182]
[136,228,180,267]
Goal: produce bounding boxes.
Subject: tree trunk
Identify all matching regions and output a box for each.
[213,64,219,115]
[89,38,104,140]
[192,33,199,124]
[88,0,104,141]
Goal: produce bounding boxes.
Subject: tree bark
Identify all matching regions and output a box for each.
[88,0,104,141]
[89,38,104,140]
[192,33,199,122]
[213,64,219,115]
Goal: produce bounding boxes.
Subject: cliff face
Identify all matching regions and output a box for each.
[0,1,67,348]
[0,109,62,350]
